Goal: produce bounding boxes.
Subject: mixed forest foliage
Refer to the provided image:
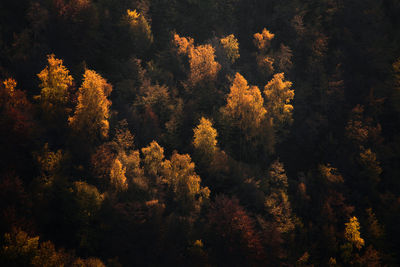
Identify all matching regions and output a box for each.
[1,0,400,266]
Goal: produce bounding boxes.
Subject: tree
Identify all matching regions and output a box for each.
[173,33,220,86]
[109,159,128,192]
[122,9,153,56]
[220,34,240,64]
[188,43,220,86]
[70,181,103,253]
[254,28,275,77]
[162,152,210,214]
[193,117,218,162]
[141,141,165,177]
[263,160,294,234]
[264,73,294,133]
[206,195,264,265]
[36,54,73,120]
[69,69,112,141]
[221,72,266,139]
[253,28,275,52]
[340,216,365,263]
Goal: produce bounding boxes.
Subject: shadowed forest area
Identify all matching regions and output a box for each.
[1,0,400,266]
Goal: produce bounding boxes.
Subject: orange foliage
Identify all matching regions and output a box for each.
[253,28,275,51]
[188,44,220,85]
[69,69,112,139]
[222,73,266,137]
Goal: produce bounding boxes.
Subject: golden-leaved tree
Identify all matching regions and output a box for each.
[254,28,275,77]
[221,72,266,139]
[123,9,153,56]
[193,117,218,162]
[220,34,240,64]
[173,33,220,86]
[162,152,210,215]
[69,69,112,141]
[264,72,294,132]
[37,54,73,121]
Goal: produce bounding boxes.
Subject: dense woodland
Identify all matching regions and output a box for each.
[1,0,400,266]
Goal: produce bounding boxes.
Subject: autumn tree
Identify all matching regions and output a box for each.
[341,216,365,264]
[188,44,220,86]
[173,33,220,86]
[264,73,294,136]
[36,54,73,121]
[220,72,275,159]
[122,9,153,56]
[141,140,165,178]
[69,69,112,141]
[70,181,103,253]
[206,195,264,265]
[220,34,240,64]
[109,158,128,192]
[193,117,218,163]
[263,160,294,234]
[162,152,210,215]
[221,72,266,138]
[254,28,275,77]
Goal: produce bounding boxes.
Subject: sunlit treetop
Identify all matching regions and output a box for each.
[123,9,153,54]
[3,78,17,96]
[344,216,365,250]
[68,69,112,139]
[188,44,220,85]
[253,28,275,51]
[264,73,294,126]
[220,34,240,64]
[37,54,73,108]
[193,117,218,158]
[222,72,266,134]
[162,152,210,213]
[173,33,220,85]
[109,158,128,192]
[141,140,165,177]
[126,9,140,23]
[173,33,194,55]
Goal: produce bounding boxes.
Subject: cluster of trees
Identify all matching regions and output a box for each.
[1,0,400,265]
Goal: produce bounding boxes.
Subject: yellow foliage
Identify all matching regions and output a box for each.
[124,9,153,52]
[110,158,128,191]
[193,239,203,248]
[264,73,294,126]
[344,216,365,250]
[220,34,240,63]
[193,117,218,157]
[188,44,220,85]
[3,230,39,259]
[162,152,210,212]
[173,34,220,85]
[256,55,274,75]
[141,140,165,177]
[173,33,194,55]
[120,150,143,179]
[222,72,266,136]
[126,9,140,23]
[3,78,17,96]
[253,28,275,51]
[69,69,112,139]
[37,54,73,110]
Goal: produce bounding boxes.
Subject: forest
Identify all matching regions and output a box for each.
[1,0,400,266]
